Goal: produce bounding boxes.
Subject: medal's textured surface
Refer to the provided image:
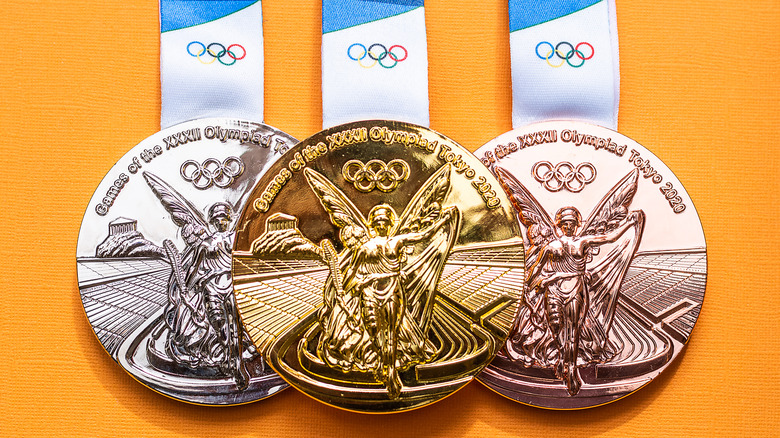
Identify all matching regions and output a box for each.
[232,121,524,412]
[475,121,707,409]
[76,119,295,405]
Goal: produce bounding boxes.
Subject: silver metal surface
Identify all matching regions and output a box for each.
[475,121,706,409]
[76,118,296,405]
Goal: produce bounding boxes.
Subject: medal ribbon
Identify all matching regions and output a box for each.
[321,0,430,128]
[509,0,620,129]
[159,0,265,128]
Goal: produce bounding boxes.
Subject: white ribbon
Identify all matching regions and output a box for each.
[159,0,265,129]
[321,0,429,128]
[509,0,620,129]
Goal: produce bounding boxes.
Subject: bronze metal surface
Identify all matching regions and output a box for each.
[475,121,707,409]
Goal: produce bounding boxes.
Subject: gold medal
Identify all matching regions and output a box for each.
[232,121,524,412]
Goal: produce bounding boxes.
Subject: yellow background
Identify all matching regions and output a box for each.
[1,0,778,436]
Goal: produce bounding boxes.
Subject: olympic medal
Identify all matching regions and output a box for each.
[76,118,296,405]
[232,120,525,412]
[474,121,707,409]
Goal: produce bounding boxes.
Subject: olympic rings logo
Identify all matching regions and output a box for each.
[532,161,596,193]
[180,157,245,190]
[347,43,408,69]
[343,159,410,193]
[535,41,594,68]
[187,42,246,66]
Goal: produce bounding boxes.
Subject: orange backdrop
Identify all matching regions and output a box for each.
[1,1,778,436]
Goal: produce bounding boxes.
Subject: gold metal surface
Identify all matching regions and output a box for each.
[232,120,525,412]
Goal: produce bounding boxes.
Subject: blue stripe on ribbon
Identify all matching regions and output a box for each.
[323,0,424,34]
[161,0,259,33]
[509,0,602,32]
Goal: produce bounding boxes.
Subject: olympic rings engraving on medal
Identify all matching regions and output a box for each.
[535,41,594,68]
[347,43,408,69]
[180,157,245,190]
[532,161,597,193]
[187,41,246,66]
[342,159,410,193]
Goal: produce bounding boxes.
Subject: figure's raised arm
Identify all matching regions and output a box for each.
[390,206,457,250]
[582,211,642,248]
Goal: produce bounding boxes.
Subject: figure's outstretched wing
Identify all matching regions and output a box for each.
[303,168,372,369]
[143,171,208,247]
[494,167,557,362]
[395,165,461,334]
[393,164,452,236]
[303,168,369,250]
[494,166,555,253]
[579,169,639,238]
[578,170,645,359]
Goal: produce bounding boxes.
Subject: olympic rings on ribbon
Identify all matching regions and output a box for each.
[180,157,245,190]
[532,161,597,193]
[535,41,594,68]
[347,43,408,69]
[187,41,246,66]
[343,159,410,192]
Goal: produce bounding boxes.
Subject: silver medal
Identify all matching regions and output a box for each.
[76,118,296,405]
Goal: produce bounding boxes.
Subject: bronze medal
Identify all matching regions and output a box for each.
[475,121,706,409]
